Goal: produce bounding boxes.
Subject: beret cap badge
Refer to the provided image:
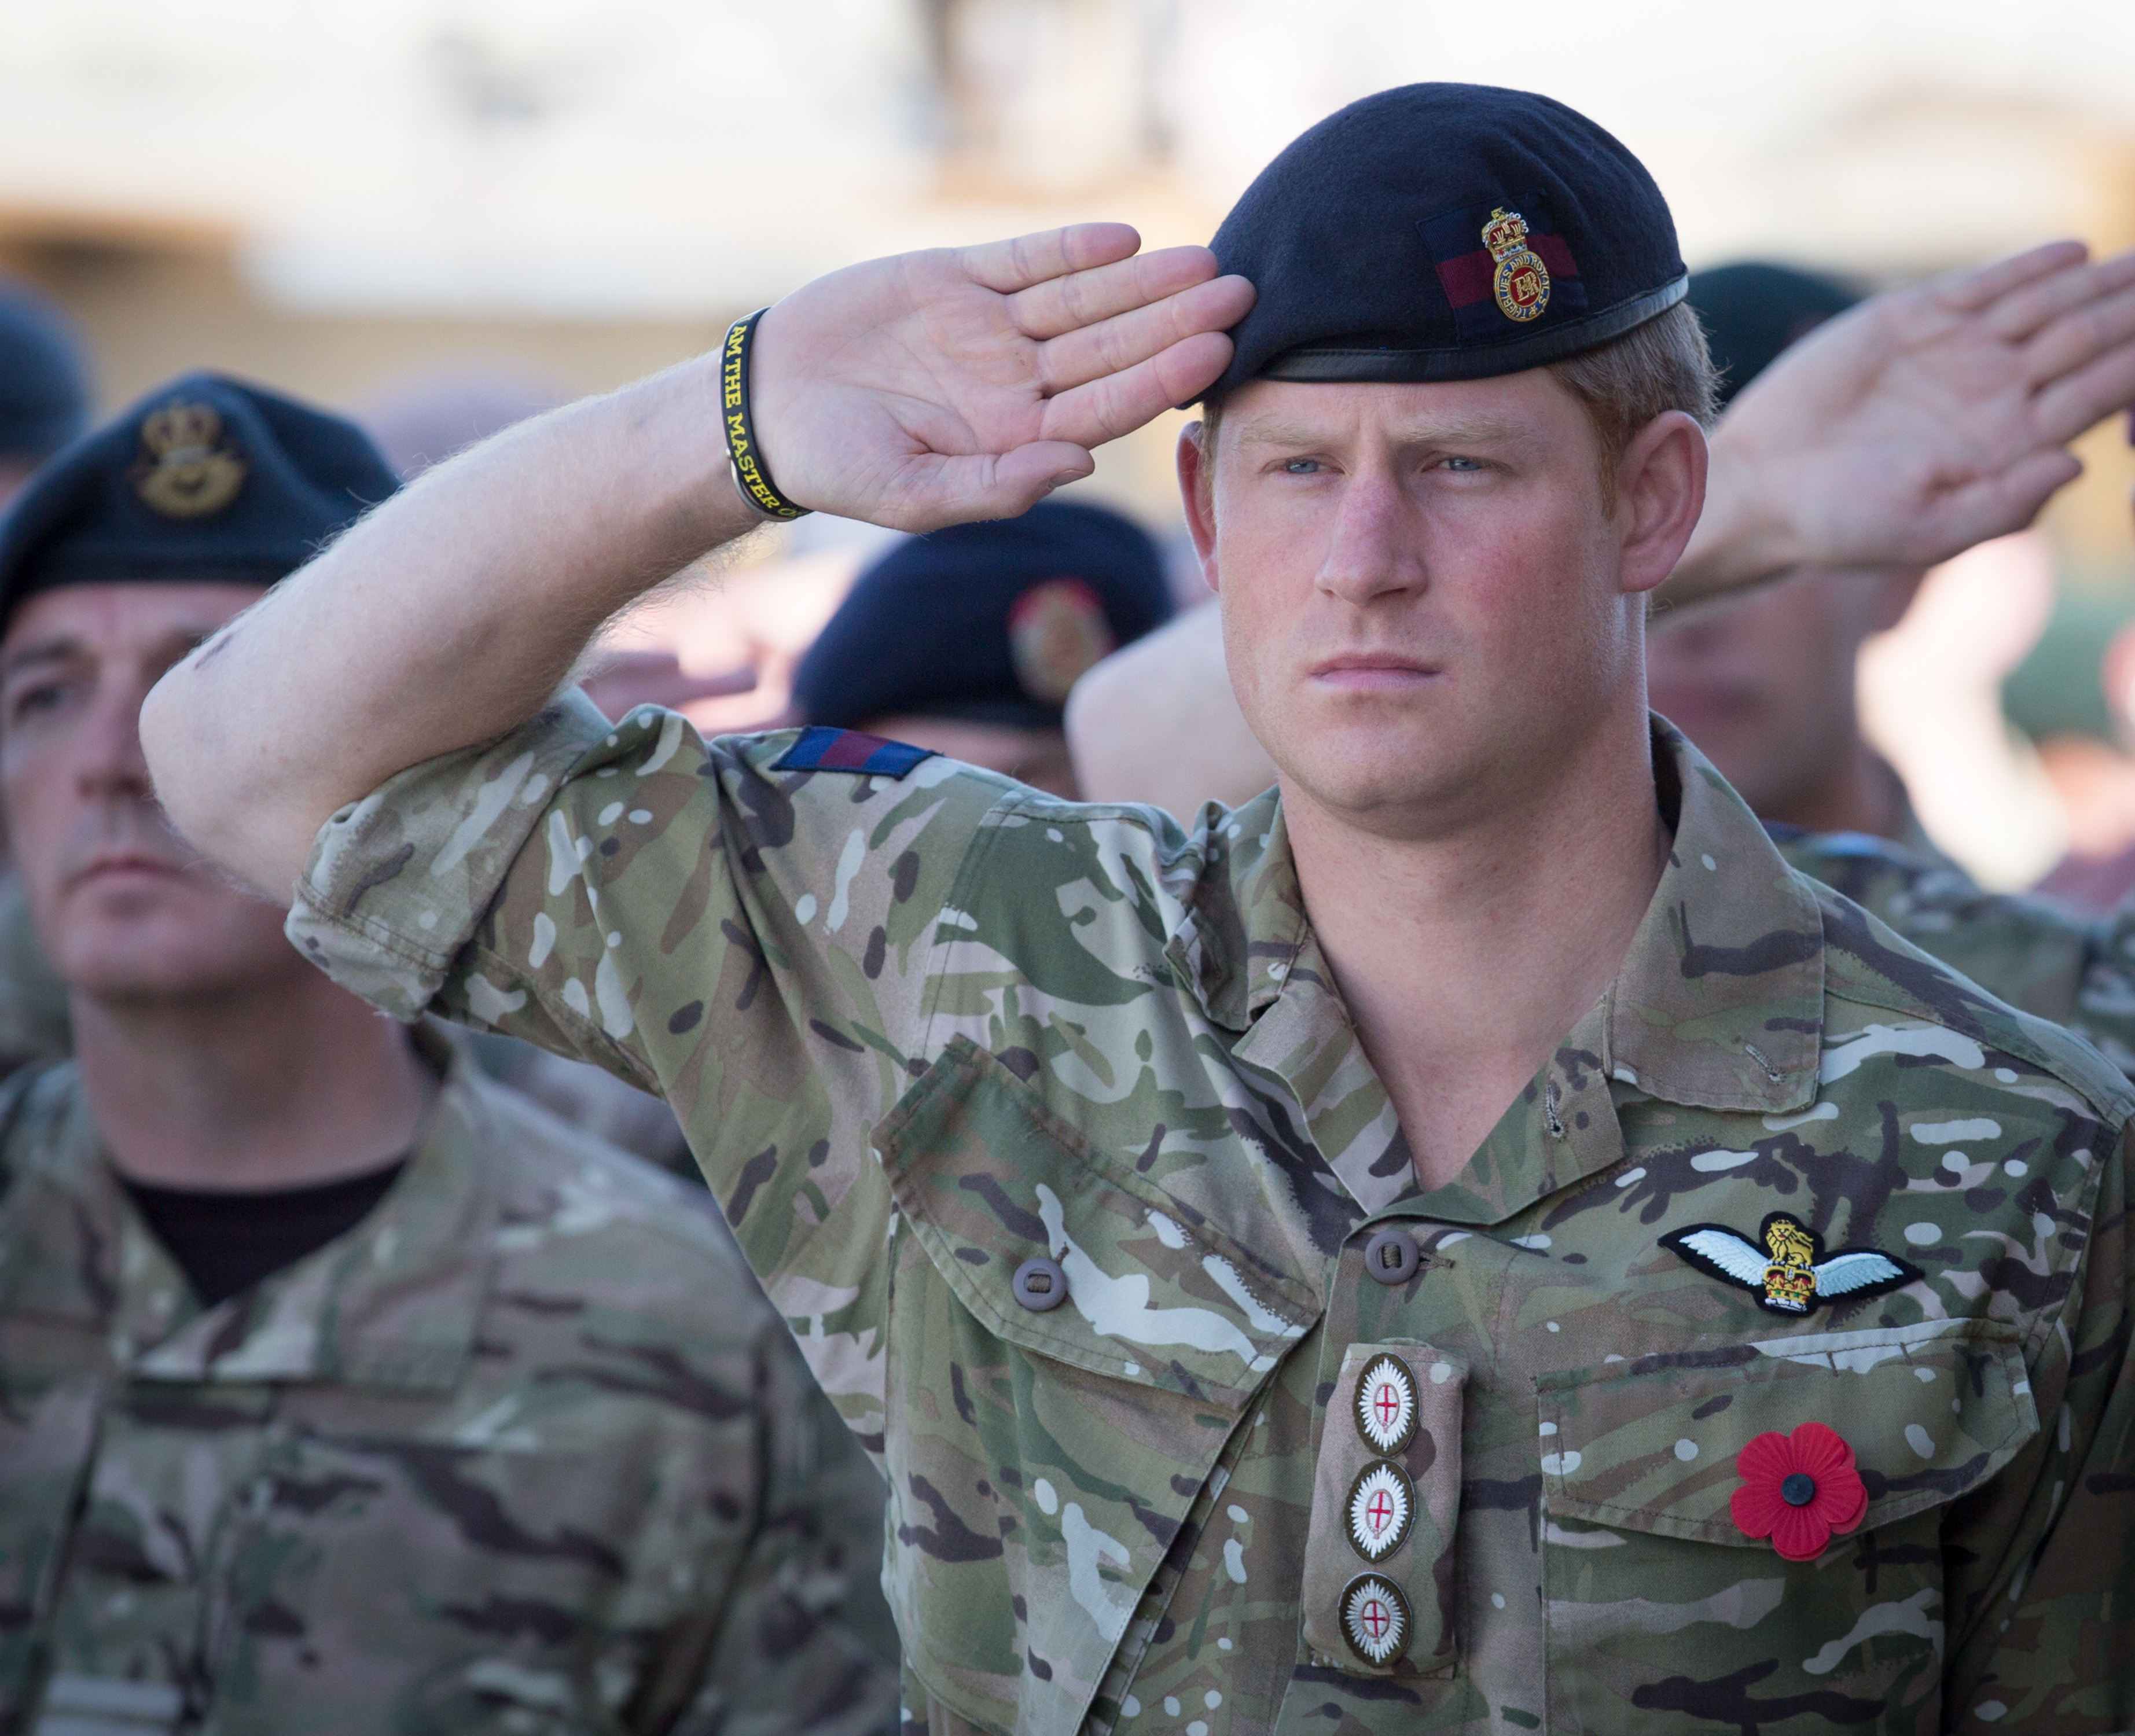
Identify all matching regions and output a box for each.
[1483,207,1550,323]
[131,402,247,520]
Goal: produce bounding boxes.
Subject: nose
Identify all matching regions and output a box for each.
[74,679,158,806]
[1315,467,1425,608]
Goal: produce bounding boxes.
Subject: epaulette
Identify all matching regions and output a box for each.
[770,727,937,778]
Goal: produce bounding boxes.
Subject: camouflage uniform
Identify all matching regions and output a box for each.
[0,1029,899,1735]
[1775,827,2135,1076]
[286,694,2135,1734]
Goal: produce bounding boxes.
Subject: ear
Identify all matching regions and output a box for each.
[1176,421,1222,594]
[1615,410,1708,597]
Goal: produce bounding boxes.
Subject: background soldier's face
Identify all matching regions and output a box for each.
[1182,372,1661,835]
[0,582,304,1002]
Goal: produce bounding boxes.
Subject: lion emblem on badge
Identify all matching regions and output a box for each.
[132,402,247,520]
[1482,207,1550,323]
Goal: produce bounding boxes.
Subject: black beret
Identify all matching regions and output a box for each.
[793,499,1173,732]
[0,371,398,625]
[1208,83,1688,396]
[0,281,91,461]
[1688,262,1860,407]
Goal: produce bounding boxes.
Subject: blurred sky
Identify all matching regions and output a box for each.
[8,0,2135,316]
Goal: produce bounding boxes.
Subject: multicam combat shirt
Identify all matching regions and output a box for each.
[0,1034,898,1736]
[1775,826,2135,1078]
[289,698,2135,1736]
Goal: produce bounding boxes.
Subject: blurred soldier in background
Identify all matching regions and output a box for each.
[1645,262,1934,842]
[0,280,90,509]
[791,498,1170,797]
[0,374,897,1735]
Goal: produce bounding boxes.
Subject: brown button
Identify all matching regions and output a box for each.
[1012,1256,1069,1311]
[1363,1227,1420,1286]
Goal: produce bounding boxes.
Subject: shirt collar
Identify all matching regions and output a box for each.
[1175,718,1824,1223]
[0,1029,497,1391]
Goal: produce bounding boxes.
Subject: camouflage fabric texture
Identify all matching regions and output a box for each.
[0,1030,899,1736]
[288,695,2135,1735]
[1776,827,2135,1077]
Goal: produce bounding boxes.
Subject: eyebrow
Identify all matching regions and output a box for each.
[1232,413,1532,449]
[0,637,84,679]
[0,626,218,681]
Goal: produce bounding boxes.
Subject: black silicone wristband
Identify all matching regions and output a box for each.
[719,309,811,522]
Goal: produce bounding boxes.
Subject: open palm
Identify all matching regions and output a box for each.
[748,224,1254,529]
[1715,241,2135,572]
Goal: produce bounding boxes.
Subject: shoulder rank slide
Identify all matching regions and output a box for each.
[1661,1211,1920,1317]
[770,727,936,778]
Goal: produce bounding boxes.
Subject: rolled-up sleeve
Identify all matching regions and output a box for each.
[289,693,1012,1444]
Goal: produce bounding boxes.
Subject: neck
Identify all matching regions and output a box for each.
[71,968,437,1191]
[1285,693,1669,1191]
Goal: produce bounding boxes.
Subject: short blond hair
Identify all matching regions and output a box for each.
[1197,301,1717,516]
[1544,300,1716,514]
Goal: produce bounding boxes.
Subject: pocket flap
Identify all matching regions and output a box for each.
[875,1037,1321,1407]
[1536,1318,2037,1546]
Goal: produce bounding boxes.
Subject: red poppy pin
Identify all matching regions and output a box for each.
[1730,1422,1868,1561]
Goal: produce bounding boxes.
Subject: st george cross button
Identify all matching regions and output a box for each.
[1346,1461,1414,1561]
[1353,1352,1419,1455]
[1339,1572,1412,1667]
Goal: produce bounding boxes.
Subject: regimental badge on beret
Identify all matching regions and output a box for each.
[1008,576,1118,705]
[131,402,247,519]
[1482,207,1550,323]
[1661,1211,1920,1316]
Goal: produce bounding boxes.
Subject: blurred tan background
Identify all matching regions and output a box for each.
[10,0,2135,880]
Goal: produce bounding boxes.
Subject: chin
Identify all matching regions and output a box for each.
[48,909,299,1004]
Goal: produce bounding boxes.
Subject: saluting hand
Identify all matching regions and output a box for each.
[1677,241,2135,601]
[745,224,1254,529]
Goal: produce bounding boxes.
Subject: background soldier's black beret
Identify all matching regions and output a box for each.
[1207,83,1689,398]
[1686,262,1860,408]
[0,281,91,462]
[793,500,1173,732]
[0,371,398,624]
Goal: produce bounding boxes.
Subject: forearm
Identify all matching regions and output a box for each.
[141,354,756,895]
[1652,424,1802,609]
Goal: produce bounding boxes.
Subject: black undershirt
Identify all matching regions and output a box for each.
[122,1158,408,1310]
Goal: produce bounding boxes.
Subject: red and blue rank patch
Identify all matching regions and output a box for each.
[1420,194,1587,341]
[770,727,938,778]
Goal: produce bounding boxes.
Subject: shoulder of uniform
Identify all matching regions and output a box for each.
[1808,876,2135,1126]
[765,724,939,778]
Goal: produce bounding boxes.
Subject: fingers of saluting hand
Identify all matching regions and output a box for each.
[2031,336,2135,450]
[1034,273,1256,396]
[1010,244,1229,340]
[2020,265,2135,385]
[1979,247,2135,345]
[1038,331,1240,450]
[1935,238,2090,318]
[958,223,1148,295]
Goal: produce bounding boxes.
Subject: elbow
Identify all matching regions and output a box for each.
[142,665,246,874]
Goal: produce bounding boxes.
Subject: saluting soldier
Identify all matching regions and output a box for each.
[0,375,898,1736]
[144,88,2135,1732]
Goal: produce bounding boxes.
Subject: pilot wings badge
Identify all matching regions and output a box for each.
[1660,1211,1921,1316]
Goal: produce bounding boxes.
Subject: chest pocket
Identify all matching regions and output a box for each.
[876,1036,1322,1736]
[1533,1318,2036,1733]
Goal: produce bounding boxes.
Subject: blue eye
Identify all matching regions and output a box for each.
[1442,455,1483,472]
[1283,458,1321,474]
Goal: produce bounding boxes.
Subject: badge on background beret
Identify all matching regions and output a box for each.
[1008,576,1118,705]
[131,402,247,519]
